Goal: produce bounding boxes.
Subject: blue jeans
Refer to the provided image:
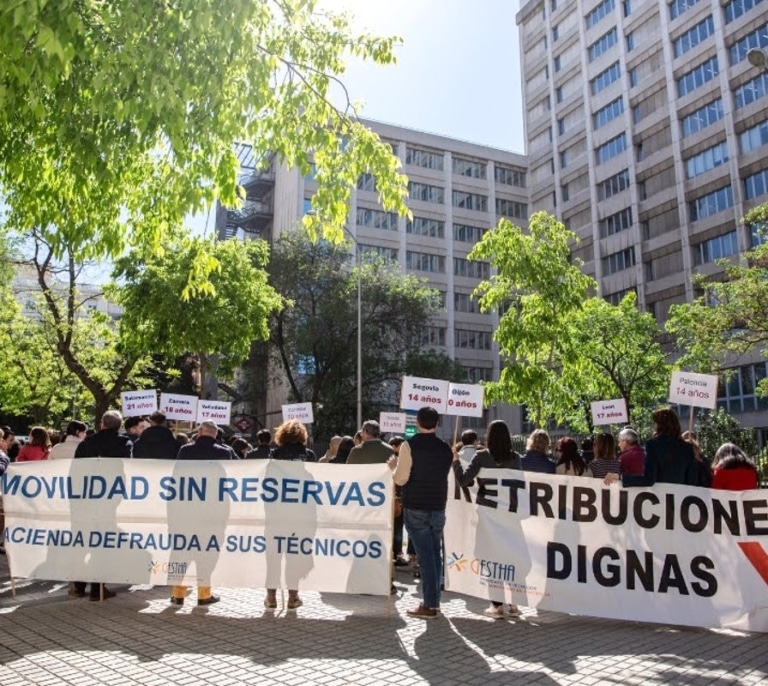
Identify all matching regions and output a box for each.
[404,508,445,609]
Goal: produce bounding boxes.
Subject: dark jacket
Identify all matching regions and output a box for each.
[521,449,556,474]
[244,444,272,459]
[74,429,132,458]
[622,435,698,487]
[176,435,233,460]
[452,447,521,487]
[346,440,394,465]
[271,443,317,462]
[402,433,453,511]
[132,425,180,459]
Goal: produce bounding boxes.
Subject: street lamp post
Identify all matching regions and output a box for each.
[342,228,363,430]
[747,47,768,72]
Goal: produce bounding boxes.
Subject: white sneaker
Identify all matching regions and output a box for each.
[483,604,504,619]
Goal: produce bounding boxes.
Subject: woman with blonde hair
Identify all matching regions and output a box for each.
[520,428,555,473]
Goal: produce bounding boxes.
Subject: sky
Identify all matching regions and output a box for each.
[319,0,525,153]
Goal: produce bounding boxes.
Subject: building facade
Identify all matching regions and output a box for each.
[517,0,768,434]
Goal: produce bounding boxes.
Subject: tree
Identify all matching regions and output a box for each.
[0,0,409,283]
[267,232,445,438]
[666,205,768,388]
[562,293,670,433]
[112,234,283,398]
[469,212,595,428]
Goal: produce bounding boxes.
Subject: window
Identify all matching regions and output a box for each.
[495,165,526,187]
[677,56,718,98]
[591,62,621,94]
[594,96,624,129]
[454,291,481,313]
[626,32,635,51]
[669,0,700,20]
[729,22,768,66]
[463,366,493,383]
[454,223,487,243]
[689,185,734,221]
[750,223,768,246]
[597,169,630,199]
[629,67,638,88]
[673,16,714,58]
[606,287,636,305]
[717,362,768,413]
[496,198,528,219]
[453,157,487,179]
[356,207,398,230]
[740,119,768,153]
[553,25,559,41]
[558,118,566,135]
[556,85,564,103]
[744,168,768,200]
[685,141,729,178]
[554,55,562,72]
[405,147,443,170]
[623,0,632,16]
[420,326,446,347]
[599,208,633,237]
[356,173,376,192]
[589,27,618,62]
[453,190,488,212]
[409,181,444,204]
[586,0,615,29]
[596,133,627,164]
[406,250,445,273]
[735,73,768,110]
[602,247,636,275]
[302,197,313,215]
[632,104,642,124]
[692,231,738,264]
[560,151,568,168]
[724,0,764,24]
[681,98,723,137]
[561,183,570,201]
[455,329,492,350]
[359,244,398,261]
[406,216,445,238]
[454,257,490,279]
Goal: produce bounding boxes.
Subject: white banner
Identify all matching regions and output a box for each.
[380,412,406,433]
[197,400,232,425]
[2,460,392,595]
[445,382,484,417]
[159,393,198,422]
[668,371,718,409]
[120,390,158,418]
[445,470,768,632]
[590,398,628,426]
[282,402,313,424]
[400,376,449,413]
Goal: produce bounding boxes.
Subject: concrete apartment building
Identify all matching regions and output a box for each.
[517,0,768,437]
[217,122,529,435]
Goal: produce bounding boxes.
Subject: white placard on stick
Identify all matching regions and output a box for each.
[668,371,718,410]
[380,412,406,433]
[120,390,158,418]
[196,399,232,425]
[282,402,314,424]
[445,382,484,418]
[159,393,198,422]
[590,398,628,426]
[399,376,449,413]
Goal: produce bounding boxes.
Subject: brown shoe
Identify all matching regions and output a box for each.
[287,592,302,610]
[264,590,277,609]
[407,604,438,619]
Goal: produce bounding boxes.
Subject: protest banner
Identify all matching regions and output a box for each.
[282,402,313,424]
[668,371,718,410]
[197,400,232,425]
[590,398,628,426]
[445,382,484,418]
[159,393,198,422]
[121,390,158,418]
[445,470,768,632]
[400,376,449,414]
[1,460,392,595]
[380,412,406,433]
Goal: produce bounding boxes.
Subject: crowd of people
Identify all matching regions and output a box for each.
[0,404,761,616]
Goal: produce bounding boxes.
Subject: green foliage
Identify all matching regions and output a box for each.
[562,293,670,432]
[666,203,768,383]
[696,408,758,464]
[0,0,409,277]
[470,212,595,428]
[113,235,282,373]
[267,232,444,438]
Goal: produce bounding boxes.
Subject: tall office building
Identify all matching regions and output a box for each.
[217,121,529,435]
[517,0,768,435]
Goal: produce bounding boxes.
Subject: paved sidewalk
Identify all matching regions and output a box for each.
[1,552,766,686]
